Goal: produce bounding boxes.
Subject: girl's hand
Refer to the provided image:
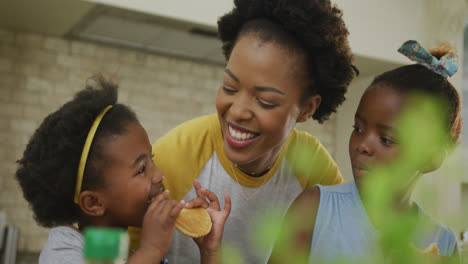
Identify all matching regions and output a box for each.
[188,180,231,258]
[137,190,184,261]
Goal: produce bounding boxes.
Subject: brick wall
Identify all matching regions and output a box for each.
[0,28,336,253]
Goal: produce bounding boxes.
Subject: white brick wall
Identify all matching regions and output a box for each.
[0,28,336,253]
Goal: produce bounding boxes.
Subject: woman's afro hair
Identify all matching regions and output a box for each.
[218,0,358,122]
[15,76,138,227]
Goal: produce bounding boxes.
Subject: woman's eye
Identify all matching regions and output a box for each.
[222,86,236,94]
[256,98,277,109]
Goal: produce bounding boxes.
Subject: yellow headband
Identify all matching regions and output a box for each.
[74,105,113,204]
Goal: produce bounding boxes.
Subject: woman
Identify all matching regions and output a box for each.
[131,0,357,263]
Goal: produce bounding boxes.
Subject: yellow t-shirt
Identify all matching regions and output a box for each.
[129,114,343,263]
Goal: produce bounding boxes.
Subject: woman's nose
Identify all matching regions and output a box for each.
[230,94,253,121]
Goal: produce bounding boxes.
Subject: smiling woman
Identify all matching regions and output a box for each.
[217,35,318,175]
[136,0,358,263]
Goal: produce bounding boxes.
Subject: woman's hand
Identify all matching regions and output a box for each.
[186,180,231,262]
[131,190,184,263]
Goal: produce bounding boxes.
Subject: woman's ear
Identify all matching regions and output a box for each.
[78,190,106,217]
[297,94,321,123]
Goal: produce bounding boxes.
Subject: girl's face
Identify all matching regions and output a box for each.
[349,85,406,181]
[98,122,164,228]
[216,34,319,173]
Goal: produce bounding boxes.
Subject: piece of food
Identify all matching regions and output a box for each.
[175,208,212,238]
[420,243,440,256]
[411,242,440,256]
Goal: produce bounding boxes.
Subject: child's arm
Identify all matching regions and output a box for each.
[268,187,321,264]
[127,190,184,264]
[185,180,231,264]
[389,242,460,264]
[417,242,460,264]
[448,244,461,264]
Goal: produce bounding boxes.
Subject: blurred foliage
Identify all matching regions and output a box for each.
[222,244,246,264]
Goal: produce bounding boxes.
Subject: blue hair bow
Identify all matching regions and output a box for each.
[398,40,458,77]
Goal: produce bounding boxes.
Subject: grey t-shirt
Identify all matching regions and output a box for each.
[39,226,84,264]
[39,226,168,264]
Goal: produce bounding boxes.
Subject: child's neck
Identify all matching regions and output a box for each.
[355,175,420,230]
[77,217,128,232]
[66,224,81,233]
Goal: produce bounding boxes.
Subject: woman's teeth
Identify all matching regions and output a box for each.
[229,125,256,141]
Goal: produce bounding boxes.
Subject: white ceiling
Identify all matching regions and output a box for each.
[85,0,234,28]
[0,0,225,65]
[69,5,225,64]
[0,0,94,36]
[0,0,404,73]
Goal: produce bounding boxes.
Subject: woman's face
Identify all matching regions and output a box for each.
[216,34,319,173]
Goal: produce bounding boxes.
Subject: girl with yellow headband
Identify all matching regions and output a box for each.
[15,76,230,264]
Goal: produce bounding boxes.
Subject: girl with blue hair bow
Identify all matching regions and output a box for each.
[269,40,462,264]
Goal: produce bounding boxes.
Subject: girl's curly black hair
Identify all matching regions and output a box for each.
[218,0,358,123]
[370,64,462,145]
[15,76,139,227]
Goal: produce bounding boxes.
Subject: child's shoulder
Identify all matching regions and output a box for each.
[293,182,356,213]
[43,226,83,249]
[296,186,321,205]
[39,226,83,264]
[315,181,355,194]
